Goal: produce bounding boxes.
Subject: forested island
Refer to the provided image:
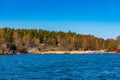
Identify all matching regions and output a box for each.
[0,27,120,54]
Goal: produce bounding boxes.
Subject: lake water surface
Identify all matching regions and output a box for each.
[0,54,120,80]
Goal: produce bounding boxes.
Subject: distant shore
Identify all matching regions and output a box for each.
[0,50,118,55]
[31,50,117,54]
[0,28,119,55]
[34,51,85,54]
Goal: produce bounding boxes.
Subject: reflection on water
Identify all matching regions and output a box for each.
[0,54,120,80]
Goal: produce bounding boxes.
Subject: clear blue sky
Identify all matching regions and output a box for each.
[0,0,120,39]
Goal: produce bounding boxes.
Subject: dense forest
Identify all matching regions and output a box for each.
[0,27,119,54]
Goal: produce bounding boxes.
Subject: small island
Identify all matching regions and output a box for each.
[0,27,119,55]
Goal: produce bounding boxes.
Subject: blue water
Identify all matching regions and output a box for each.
[0,54,120,80]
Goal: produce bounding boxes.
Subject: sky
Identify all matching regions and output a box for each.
[0,0,120,39]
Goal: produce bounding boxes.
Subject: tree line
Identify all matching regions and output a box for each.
[0,27,119,54]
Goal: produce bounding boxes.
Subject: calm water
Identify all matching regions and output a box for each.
[0,54,120,80]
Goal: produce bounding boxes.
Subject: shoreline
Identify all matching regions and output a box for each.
[0,52,118,55]
[0,50,118,55]
[32,50,117,54]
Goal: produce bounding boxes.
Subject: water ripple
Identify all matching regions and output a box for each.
[0,54,120,80]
